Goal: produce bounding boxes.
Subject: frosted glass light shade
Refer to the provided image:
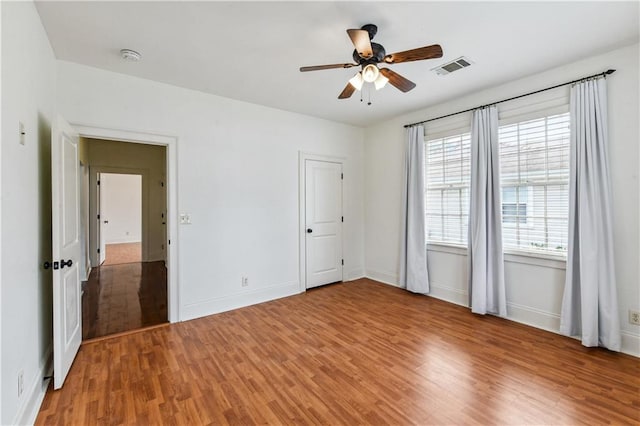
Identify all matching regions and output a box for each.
[349,72,364,91]
[374,73,389,90]
[362,64,380,83]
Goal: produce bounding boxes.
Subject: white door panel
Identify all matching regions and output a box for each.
[97,173,106,265]
[305,160,342,288]
[52,115,82,389]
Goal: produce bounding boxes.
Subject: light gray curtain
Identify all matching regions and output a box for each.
[468,106,507,316]
[399,125,429,293]
[560,78,620,351]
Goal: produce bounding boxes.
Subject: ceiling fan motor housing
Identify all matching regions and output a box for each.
[361,24,378,40]
[353,42,386,65]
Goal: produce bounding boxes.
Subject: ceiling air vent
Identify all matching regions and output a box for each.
[431,56,473,76]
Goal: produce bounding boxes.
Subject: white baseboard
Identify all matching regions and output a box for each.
[429,282,468,307]
[364,269,399,287]
[181,281,300,322]
[621,331,640,357]
[13,345,52,426]
[106,238,141,244]
[506,301,561,333]
[82,265,92,282]
[345,267,365,281]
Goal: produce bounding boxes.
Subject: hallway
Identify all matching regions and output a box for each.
[82,261,168,340]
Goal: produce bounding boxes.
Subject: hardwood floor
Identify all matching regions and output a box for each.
[82,261,167,340]
[40,279,639,425]
[103,242,142,266]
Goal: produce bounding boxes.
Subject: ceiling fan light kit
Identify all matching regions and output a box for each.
[361,64,379,82]
[299,24,443,100]
[349,72,364,91]
[374,73,389,90]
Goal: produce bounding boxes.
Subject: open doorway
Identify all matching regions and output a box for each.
[99,173,142,265]
[80,138,168,340]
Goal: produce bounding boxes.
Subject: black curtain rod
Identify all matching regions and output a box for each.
[404,69,616,128]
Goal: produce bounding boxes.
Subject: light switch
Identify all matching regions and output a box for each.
[179,213,191,225]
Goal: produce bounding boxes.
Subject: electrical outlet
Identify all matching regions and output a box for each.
[241,276,249,287]
[179,213,191,225]
[629,310,640,325]
[17,370,24,398]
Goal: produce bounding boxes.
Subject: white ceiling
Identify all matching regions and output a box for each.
[35,1,639,127]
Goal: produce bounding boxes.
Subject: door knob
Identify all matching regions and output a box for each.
[60,259,73,269]
[103,220,109,224]
[306,228,313,233]
[43,261,60,270]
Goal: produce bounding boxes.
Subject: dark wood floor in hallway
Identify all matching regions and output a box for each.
[82,261,168,340]
[41,279,639,425]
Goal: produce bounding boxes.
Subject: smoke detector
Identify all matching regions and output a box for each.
[120,49,142,62]
[431,56,473,76]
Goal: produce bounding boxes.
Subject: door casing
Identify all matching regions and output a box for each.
[298,152,345,292]
[90,168,149,267]
[73,124,180,322]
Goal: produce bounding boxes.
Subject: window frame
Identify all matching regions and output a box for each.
[423,88,570,261]
[498,112,570,259]
[424,131,471,247]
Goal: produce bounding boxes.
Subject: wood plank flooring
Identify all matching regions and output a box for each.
[39,279,639,425]
[82,261,167,340]
[103,242,142,266]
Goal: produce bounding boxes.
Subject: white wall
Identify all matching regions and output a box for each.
[102,173,142,244]
[56,60,366,321]
[1,2,57,424]
[364,43,640,357]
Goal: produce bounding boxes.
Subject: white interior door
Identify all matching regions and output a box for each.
[305,160,343,289]
[97,173,106,264]
[51,116,82,389]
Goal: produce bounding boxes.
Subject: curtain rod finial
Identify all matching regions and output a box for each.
[605,69,616,75]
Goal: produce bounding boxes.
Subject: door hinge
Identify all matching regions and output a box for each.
[97,214,100,220]
[97,180,100,185]
[341,259,344,266]
[341,216,344,222]
[97,248,100,254]
[341,173,343,180]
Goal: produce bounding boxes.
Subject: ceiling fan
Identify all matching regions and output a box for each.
[300,24,443,99]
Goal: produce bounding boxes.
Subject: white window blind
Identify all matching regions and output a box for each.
[498,112,570,256]
[424,133,471,245]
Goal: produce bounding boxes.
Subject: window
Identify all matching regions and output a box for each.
[424,105,570,258]
[424,133,471,245]
[498,113,570,256]
[502,187,528,224]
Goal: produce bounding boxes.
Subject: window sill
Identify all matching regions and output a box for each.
[504,250,566,270]
[427,242,467,256]
[426,243,567,270]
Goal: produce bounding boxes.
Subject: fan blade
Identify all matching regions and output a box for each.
[338,82,356,99]
[383,44,443,64]
[347,29,373,59]
[380,68,416,92]
[300,63,358,72]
